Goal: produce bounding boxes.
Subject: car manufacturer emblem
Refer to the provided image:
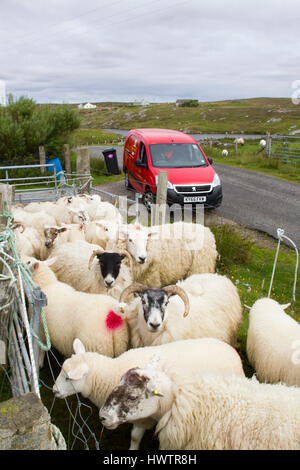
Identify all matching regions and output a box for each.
[192,186,196,191]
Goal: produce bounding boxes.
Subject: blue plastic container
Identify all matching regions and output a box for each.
[46,157,65,181]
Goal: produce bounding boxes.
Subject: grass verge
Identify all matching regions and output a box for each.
[202,140,300,183]
[71,128,123,146]
[211,224,299,374]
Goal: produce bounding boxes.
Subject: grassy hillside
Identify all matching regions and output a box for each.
[76,98,300,135]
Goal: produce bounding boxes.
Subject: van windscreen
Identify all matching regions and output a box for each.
[149,143,207,168]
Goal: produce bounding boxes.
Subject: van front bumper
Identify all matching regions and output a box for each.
[166,185,222,209]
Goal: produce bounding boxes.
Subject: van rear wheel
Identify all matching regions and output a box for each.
[143,189,155,212]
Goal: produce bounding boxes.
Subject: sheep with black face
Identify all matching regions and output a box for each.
[115,272,242,347]
[50,240,133,299]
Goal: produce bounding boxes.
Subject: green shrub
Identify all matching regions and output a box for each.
[179,100,199,107]
[0,95,81,165]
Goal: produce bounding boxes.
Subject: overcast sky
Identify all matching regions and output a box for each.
[1,0,300,103]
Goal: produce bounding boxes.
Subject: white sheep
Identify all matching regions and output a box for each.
[234,137,245,145]
[58,194,123,224]
[50,240,133,299]
[57,194,102,211]
[100,361,300,450]
[53,336,245,450]
[116,273,242,348]
[11,207,57,233]
[259,139,267,148]
[22,200,89,226]
[12,223,42,258]
[222,149,228,157]
[246,298,300,386]
[77,198,123,224]
[24,257,129,362]
[84,220,120,249]
[39,223,86,260]
[108,222,218,287]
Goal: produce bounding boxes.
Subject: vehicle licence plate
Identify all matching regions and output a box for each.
[183,196,206,203]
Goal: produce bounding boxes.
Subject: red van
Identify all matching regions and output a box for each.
[123,128,222,210]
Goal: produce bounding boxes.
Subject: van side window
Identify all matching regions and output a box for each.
[139,142,147,165]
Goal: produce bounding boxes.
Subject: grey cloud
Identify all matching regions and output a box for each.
[1,0,300,103]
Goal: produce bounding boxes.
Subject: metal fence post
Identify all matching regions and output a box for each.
[266,133,271,157]
[31,286,48,378]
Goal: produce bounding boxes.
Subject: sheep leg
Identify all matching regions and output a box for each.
[129,419,155,450]
[129,423,147,450]
[39,350,45,368]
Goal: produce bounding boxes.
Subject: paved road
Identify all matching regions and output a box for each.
[213,164,300,246]
[90,145,300,246]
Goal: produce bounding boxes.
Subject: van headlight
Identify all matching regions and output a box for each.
[212,173,221,188]
[155,176,174,190]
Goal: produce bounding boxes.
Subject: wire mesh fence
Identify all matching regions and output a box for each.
[270,135,300,164]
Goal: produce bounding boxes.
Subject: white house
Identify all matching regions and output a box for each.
[83,102,97,109]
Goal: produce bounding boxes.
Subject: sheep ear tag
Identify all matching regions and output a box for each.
[105,310,124,331]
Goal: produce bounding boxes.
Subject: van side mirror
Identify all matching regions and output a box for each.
[208,157,213,165]
[135,160,147,169]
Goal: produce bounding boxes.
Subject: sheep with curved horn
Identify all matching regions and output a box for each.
[115,273,242,348]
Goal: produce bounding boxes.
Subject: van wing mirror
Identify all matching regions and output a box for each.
[208,157,213,165]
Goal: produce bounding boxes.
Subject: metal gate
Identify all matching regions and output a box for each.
[270,135,300,164]
[0,163,92,204]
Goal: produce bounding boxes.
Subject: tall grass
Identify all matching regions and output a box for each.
[211,224,300,370]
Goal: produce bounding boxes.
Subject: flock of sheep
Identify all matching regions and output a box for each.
[221,138,267,157]
[11,193,300,450]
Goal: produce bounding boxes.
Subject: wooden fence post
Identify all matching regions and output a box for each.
[64,144,71,175]
[153,171,168,226]
[235,140,238,155]
[0,183,14,221]
[0,183,15,367]
[39,146,46,174]
[76,147,91,191]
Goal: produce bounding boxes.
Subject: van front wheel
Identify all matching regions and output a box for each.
[143,189,155,212]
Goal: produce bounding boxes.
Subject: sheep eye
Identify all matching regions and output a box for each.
[105,228,108,232]
[128,238,133,243]
[127,395,137,401]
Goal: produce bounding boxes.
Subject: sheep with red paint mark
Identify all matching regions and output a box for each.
[23,256,129,365]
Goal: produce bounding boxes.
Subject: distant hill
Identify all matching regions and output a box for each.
[51,98,300,135]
